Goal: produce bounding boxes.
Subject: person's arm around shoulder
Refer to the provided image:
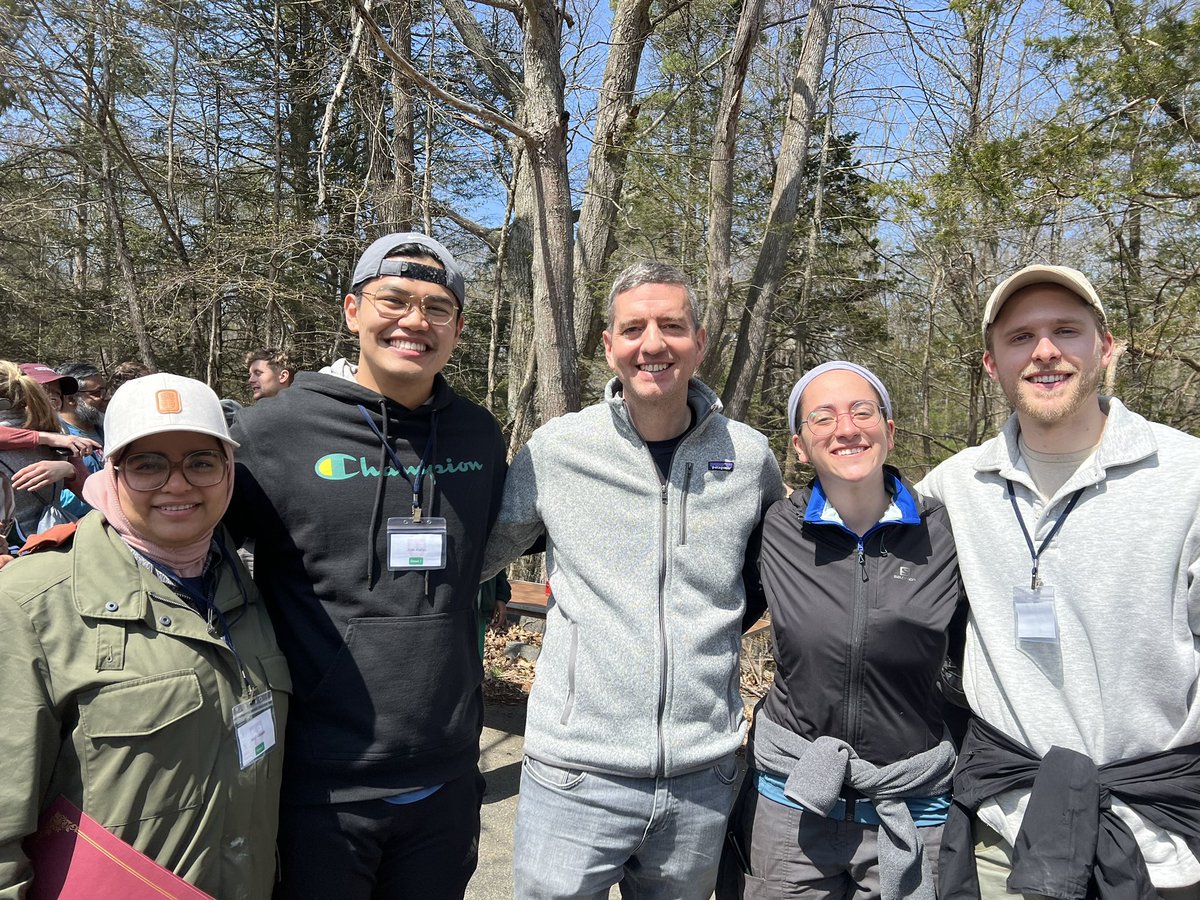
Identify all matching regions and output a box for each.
[740,443,785,631]
[481,442,545,582]
[913,460,947,505]
[223,411,267,547]
[759,443,786,511]
[0,594,61,897]
[1188,511,1200,640]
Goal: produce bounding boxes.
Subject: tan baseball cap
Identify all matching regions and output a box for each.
[982,265,1106,339]
[104,373,239,458]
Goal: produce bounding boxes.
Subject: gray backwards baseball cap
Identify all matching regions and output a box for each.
[350,232,466,308]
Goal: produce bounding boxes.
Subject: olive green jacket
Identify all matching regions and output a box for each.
[0,512,291,900]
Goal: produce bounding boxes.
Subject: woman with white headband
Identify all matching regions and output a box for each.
[719,361,966,900]
[0,373,289,899]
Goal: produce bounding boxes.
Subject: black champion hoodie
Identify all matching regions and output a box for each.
[227,371,507,803]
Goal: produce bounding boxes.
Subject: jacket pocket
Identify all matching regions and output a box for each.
[678,462,693,545]
[77,669,211,825]
[559,621,579,726]
[301,612,479,761]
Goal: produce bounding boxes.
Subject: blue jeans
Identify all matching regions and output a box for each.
[513,754,740,899]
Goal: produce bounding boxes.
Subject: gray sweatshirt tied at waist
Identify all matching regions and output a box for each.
[751,709,956,900]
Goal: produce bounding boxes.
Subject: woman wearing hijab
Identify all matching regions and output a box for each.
[0,373,290,899]
[719,362,966,900]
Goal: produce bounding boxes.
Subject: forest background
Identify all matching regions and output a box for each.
[1,0,1197,478]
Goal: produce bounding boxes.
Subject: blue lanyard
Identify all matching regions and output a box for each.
[145,541,256,694]
[1006,480,1084,590]
[357,404,438,519]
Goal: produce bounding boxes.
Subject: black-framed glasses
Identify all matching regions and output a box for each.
[802,401,883,436]
[362,290,459,326]
[115,450,228,492]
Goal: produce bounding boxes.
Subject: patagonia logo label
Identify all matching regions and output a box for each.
[708,460,734,472]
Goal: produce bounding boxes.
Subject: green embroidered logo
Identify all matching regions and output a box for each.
[314,453,484,481]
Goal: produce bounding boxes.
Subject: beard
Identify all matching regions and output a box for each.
[1010,359,1104,427]
[75,399,105,430]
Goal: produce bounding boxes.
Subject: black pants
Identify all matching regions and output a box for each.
[274,771,485,900]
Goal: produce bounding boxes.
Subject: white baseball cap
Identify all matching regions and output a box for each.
[104,373,239,458]
[982,265,1106,339]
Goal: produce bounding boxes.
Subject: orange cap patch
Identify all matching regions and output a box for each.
[155,389,183,414]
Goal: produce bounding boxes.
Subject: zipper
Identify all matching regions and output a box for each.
[655,480,670,775]
[628,394,717,778]
[843,536,871,747]
[679,462,693,545]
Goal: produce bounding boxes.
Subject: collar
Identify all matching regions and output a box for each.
[604,376,721,439]
[70,516,246,621]
[974,397,1158,497]
[802,467,922,533]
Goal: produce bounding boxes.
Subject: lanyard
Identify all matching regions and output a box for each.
[357,405,438,520]
[146,543,256,694]
[1006,480,1084,590]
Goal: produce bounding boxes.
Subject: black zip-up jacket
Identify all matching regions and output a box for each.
[756,469,966,767]
[940,716,1200,900]
[226,372,507,803]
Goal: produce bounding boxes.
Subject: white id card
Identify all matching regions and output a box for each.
[232,691,277,769]
[1013,585,1059,644]
[387,517,448,570]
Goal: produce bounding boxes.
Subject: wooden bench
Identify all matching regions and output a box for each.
[505,580,771,636]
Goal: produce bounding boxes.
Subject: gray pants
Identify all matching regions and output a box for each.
[717,779,943,900]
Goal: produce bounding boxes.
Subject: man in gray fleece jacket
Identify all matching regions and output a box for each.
[484,261,784,900]
[917,265,1200,899]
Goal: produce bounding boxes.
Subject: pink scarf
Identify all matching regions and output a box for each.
[82,446,235,578]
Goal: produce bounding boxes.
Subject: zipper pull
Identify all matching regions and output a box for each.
[858,540,868,582]
[661,483,668,505]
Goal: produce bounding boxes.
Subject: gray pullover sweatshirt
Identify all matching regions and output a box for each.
[917,397,1200,886]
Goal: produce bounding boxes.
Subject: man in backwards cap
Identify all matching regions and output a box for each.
[226,233,507,899]
[918,265,1200,899]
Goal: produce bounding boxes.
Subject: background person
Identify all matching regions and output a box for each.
[0,373,289,899]
[56,361,107,472]
[719,361,965,900]
[0,362,90,542]
[105,361,151,400]
[245,347,295,401]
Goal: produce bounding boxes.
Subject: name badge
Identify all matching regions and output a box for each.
[232,692,277,769]
[1013,585,1059,644]
[387,517,448,570]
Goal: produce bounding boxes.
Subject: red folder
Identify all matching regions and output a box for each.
[25,796,212,899]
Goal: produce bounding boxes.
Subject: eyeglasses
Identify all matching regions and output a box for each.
[115,450,228,492]
[802,401,883,436]
[362,291,459,326]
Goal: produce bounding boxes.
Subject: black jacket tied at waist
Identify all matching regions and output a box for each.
[939,717,1200,900]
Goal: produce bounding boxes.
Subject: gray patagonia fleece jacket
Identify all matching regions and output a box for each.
[484,378,784,776]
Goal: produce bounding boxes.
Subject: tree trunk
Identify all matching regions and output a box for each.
[721,0,837,420]
[521,1,579,420]
[387,0,416,230]
[572,0,654,358]
[697,0,766,386]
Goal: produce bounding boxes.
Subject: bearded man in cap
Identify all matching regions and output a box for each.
[918,265,1200,900]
